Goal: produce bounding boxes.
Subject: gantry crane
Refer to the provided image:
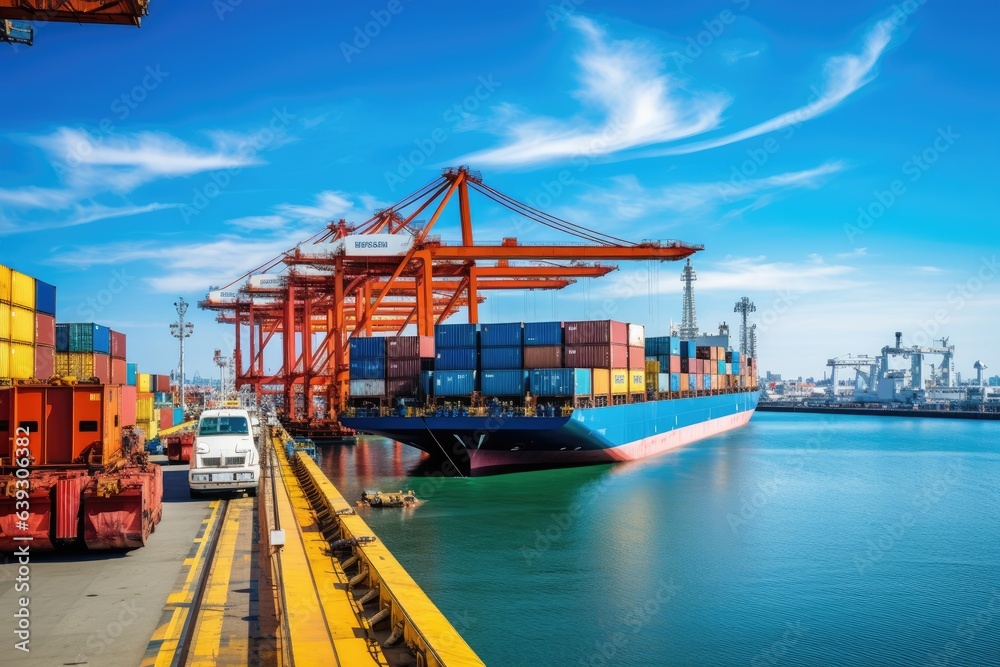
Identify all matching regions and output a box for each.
[0,1,147,46]
[201,167,703,435]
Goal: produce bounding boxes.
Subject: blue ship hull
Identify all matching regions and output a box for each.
[340,391,760,475]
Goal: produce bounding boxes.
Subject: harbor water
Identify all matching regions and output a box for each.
[320,413,1000,666]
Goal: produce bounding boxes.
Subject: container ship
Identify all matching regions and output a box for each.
[340,320,759,475]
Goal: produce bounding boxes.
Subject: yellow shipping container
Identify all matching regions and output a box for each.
[9,306,35,344]
[610,368,628,394]
[10,342,34,379]
[0,340,9,377]
[0,264,10,302]
[0,301,10,340]
[137,373,152,393]
[646,371,659,392]
[137,393,155,422]
[10,271,35,310]
[136,418,159,441]
[645,359,660,374]
[592,368,610,395]
[628,370,645,393]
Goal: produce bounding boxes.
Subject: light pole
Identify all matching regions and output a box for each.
[170,298,194,410]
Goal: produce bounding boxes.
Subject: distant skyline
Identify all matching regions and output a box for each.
[1,0,997,381]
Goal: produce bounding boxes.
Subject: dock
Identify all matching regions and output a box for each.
[1,428,484,666]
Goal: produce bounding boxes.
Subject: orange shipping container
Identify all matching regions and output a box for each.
[592,368,610,396]
[0,384,122,466]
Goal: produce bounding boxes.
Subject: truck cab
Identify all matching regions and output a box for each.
[188,408,260,498]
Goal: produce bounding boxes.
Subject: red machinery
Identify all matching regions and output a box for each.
[0,384,163,552]
[165,431,194,464]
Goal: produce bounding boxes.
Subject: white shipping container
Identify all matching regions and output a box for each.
[207,289,240,304]
[350,379,386,397]
[628,323,645,347]
[248,274,285,290]
[344,234,413,257]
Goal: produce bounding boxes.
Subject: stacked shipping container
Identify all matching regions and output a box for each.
[1,264,57,380]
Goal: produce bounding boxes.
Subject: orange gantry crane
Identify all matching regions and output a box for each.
[201,167,702,436]
[0,0,147,25]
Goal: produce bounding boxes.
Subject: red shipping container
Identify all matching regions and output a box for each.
[669,356,681,374]
[627,346,645,370]
[156,375,170,392]
[35,313,56,347]
[121,385,137,426]
[386,358,421,378]
[563,320,628,346]
[385,336,435,358]
[110,330,127,359]
[158,407,174,431]
[34,345,55,379]
[387,378,419,396]
[93,353,111,383]
[110,358,128,385]
[523,345,562,369]
[564,344,627,368]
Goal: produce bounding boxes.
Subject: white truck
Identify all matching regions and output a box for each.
[188,408,261,498]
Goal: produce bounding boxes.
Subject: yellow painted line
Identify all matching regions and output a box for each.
[271,442,344,665]
[188,498,248,665]
[141,500,223,667]
[297,453,485,667]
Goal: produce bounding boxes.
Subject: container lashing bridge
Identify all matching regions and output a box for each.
[200,167,703,437]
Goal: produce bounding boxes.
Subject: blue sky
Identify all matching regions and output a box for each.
[1,0,997,381]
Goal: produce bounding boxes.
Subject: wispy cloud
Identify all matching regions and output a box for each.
[225,214,289,231]
[31,128,265,192]
[650,17,898,156]
[0,202,177,235]
[457,16,728,167]
[836,247,869,259]
[723,48,762,64]
[276,190,382,223]
[577,161,844,221]
[461,15,898,167]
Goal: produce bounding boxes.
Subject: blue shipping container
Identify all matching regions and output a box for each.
[680,341,697,358]
[434,370,477,396]
[656,355,674,370]
[670,373,681,392]
[173,407,185,425]
[481,370,527,396]
[688,374,697,391]
[55,323,69,352]
[435,347,478,370]
[34,280,57,316]
[435,323,478,348]
[529,368,591,396]
[350,357,385,379]
[732,362,741,374]
[731,350,741,364]
[126,363,138,386]
[480,346,522,370]
[718,360,727,375]
[349,336,386,359]
[480,322,523,347]
[703,374,712,390]
[645,336,681,357]
[523,321,563,346]
[420,371,434,398]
